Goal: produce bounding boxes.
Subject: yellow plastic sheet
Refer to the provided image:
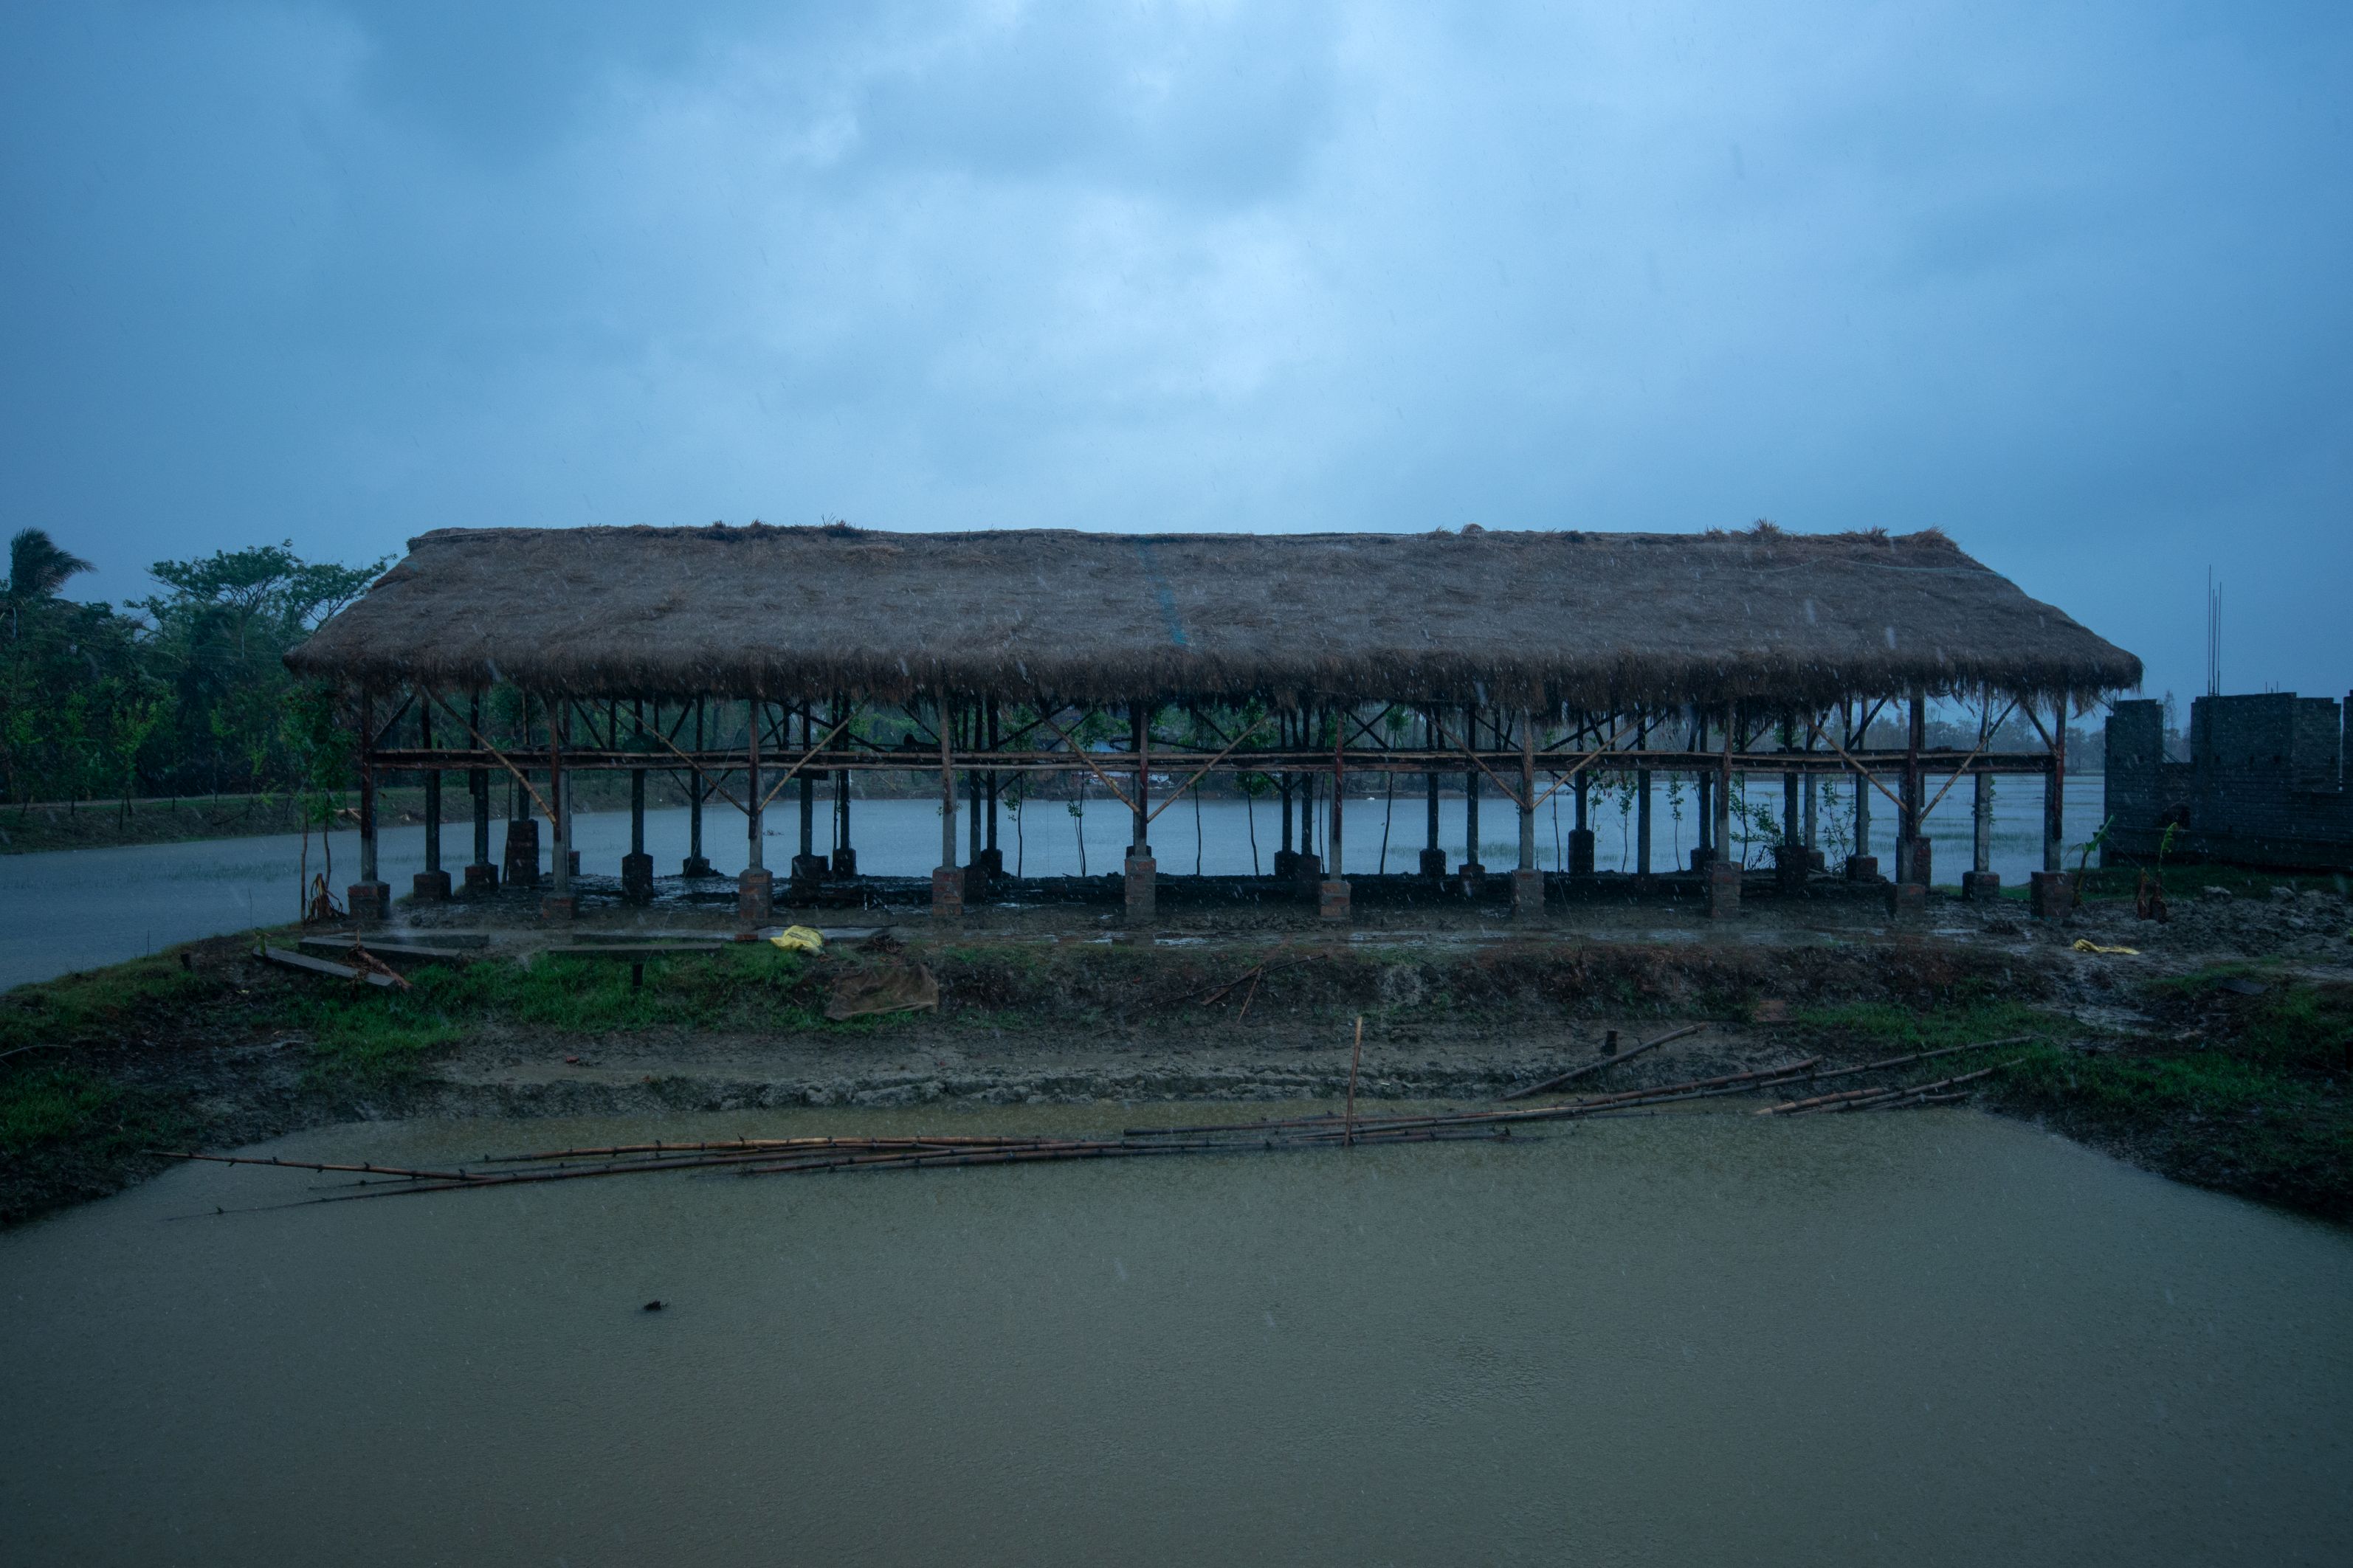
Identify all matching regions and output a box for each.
[2071,939,2139,956]
[769,926,825,953]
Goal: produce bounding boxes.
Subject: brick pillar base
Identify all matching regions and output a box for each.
[1272,849,1298,878]
[681,855,714,878]
[962,863,989,905]
[501,819,541,886]
[2030,871,2074,919]
[1511,868,1546,920]
[1885,882,1927,922]
[1844,854,1880,883]
[788,854,827,902]
[1567,830,1596,876]
[411,869,452,903]
[831,846,858,879]
[1705,863,1742,919]
[737,868,774,923]
[1125,854,1157,922]
[463,863,498,892]
[931,866,964,919]
[1905,838,1933,887]
[1690,847,1715,872]
[1318,878,1351,921]
[976,848,1005,880]
[1962,871,2002,901]
[1418,847,1447,878]
[1292,852,1322,888]
[348,881,392,925]
[621,852,655,904]
[1458,861,1486,898]
[1773,843,1810,891]
[539,894,576,924]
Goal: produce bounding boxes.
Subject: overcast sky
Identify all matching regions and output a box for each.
[4,1,2346,709]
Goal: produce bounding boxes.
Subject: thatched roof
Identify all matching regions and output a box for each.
[285,523,2140,708]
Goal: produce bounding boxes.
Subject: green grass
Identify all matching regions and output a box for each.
[1792,975,2353,1218]
[0,1066,186,1161]
[275,944,841,1083]
[0,953,215,1055]
[268,942,957,1084]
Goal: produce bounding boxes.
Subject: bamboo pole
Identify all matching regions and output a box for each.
[1500,1024,1704,1099]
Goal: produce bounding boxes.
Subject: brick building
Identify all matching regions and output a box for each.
[2104,692,2353,871]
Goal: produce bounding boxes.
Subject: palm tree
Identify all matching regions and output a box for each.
[5,528,94,638]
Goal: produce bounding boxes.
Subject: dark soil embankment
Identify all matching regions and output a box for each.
[4,885,2350,1226]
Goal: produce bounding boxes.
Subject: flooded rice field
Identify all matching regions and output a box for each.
[2,1102,2346,1564]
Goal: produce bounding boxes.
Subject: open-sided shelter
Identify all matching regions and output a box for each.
[286,522,2140,923]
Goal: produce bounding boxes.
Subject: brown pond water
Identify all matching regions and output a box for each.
[1,1105,2347,1565]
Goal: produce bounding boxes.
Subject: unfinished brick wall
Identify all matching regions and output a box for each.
[2106,692,2352,871]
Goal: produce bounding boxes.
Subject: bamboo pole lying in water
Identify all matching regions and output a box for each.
[157,1049,2012,1213]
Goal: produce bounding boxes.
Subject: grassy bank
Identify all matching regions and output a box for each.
[1790,970,2353,1220]
[5,930,2348,1225]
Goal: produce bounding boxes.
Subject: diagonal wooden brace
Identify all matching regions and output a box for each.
[1034,707,1138,813]
[422,688,557,826]
[1145,714,1272,826]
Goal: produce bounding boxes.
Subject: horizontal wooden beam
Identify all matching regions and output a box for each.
[365,745,2063,776]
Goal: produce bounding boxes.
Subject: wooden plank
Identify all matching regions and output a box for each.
[546,943,729,960]
[262,946,401,987]
[297,936,479,961]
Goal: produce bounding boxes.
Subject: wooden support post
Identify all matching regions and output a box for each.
[1130,703,1150,856]
[1567,711,1596,876]
[833,694,855,879]
[1707,702,1739,919]
[351,689,390,922]
[799,709,817,863]
[1512,709,1542,919]
[1462,706,1483,887]
[1421,708,1444,878]
[745,703,764,874]
[621,699,653,904]
[421,702,442,874]
[2032,697,2072,918]
[1320,708,1348,921]
[1636,712,1654,881]
[1963,768,2000,900]
[466,690,494,890]
[683,697,712,877]
[1693,708,1713,868]
[2043,700,2067,873]
[739,700,771,922]
[968,703,984,868]
[543,697,575,922]
[983,697,1001,875]
[1848,700,1876,882]
[934,698,962,919]
[1126,700,1154,923]
[413,699,450,902]
[1903,694,1928,886]
[1776,716,1805,891]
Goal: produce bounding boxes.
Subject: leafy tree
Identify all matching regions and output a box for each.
[0,534,383,809]
[135,542,386,797]
[4,529,94,639]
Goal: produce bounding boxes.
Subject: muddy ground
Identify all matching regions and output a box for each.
[4,871,2349,1226]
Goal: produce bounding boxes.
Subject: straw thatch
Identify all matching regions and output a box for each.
[284,522,2140,709]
